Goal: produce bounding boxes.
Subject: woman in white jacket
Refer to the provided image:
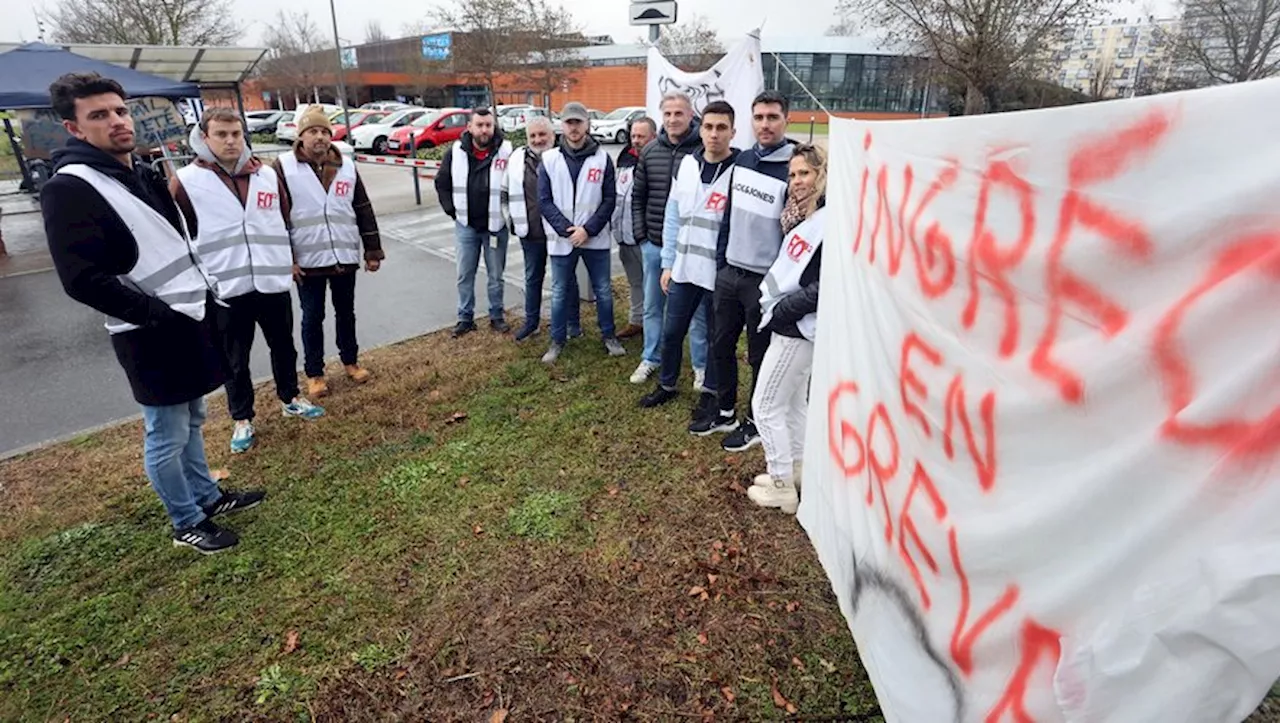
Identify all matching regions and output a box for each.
[746,144,827,514]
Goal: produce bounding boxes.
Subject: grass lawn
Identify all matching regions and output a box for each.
[0,284,882,722]
[787,122,829,138]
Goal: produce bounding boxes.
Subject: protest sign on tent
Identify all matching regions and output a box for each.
[800,79,1280,722]
[645,33,764,150]
[18,97,187,159]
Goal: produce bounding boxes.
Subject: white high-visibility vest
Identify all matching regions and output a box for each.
[177,163,293,298]
[670,154,733,291]
[56,164,215,335]
[504,147,536,238]
[759,206,826,342]
[452,139,512,233]
[279,153,362,269]
[541,146,611,257]
[726,144,794,274]
[611,161,637,246]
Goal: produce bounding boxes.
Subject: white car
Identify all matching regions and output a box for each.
[591,106,648,144]
[276,103,342,142]
[361,101,410,112]
[500,106,551,133]
[349,107,432,154]
[272,111,296,140]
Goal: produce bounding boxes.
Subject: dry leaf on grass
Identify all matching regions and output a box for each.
[791,656,805,671]
[771,683,798,713]
[113,653,131,668]
[707,574,718,585]
[210,468,230,481]
[447,411,468,424]
[489,709,508,723]
[283,630,299,654]
[688,586,706,597]
[698,631,709,645]
[786,600,801,612]
[721,686,735,703]
[710,551,722,565]
[712,540,724,551]
[473,525,485,536]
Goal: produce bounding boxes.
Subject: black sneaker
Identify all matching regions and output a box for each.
[514,323,539,342]
[452,321,478,338]
[639,385,678,408]
[172,518,239,555]
[689,410,739,437]
[491,318,511,333]
[690,392,717,423]
[722,419,762,452]
[202,488,266,518]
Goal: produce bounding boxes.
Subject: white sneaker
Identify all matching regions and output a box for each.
[693,367,709,394]
[629,360,659,384]
[747,476,799,514]
[753,463,803,489]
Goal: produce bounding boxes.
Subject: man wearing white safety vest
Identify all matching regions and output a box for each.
[639,102,738,426]
[42,73,265,555]
[434,108,513,337]
[709,90,797,453]
[272,107,384,399]
[501,116,580,342]
[172,107,325,456]
[612,116,656,341]
[535,102,625,364]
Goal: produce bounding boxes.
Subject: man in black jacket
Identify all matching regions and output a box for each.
[629,92,704,385]
[434,108,514,337]
[40,72,264,555]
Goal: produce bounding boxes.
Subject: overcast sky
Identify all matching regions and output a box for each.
[4,0,842,48]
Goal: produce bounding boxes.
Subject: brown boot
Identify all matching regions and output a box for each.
[345,364,371,383]
[617,323,643,340]
[307,376,329,398]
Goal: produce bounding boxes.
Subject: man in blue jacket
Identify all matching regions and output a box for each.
[536,102,625,363]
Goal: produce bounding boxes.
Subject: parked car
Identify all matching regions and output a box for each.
[348,107,432,154]
[245,110,285,134]
[387,109,470,155]
[360,101,410,112]
[276,103,341,142]
[332,110,390,142]
[273,111,296,141]
[591,106,648,144]
[499,106,551,133]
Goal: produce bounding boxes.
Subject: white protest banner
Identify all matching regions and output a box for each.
[646,33,763,149]
[800,79,1280,722]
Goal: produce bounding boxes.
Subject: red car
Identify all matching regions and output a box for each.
[331,110,389,141]
[387,110,469,155]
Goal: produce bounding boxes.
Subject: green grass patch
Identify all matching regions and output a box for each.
[788,121,829,137]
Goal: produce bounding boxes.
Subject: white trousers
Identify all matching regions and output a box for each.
[751,333,814,481]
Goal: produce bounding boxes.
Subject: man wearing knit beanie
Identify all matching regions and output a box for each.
[272,104,385,399]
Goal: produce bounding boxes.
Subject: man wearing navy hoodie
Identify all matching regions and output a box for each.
[702,90,797,452]
[41,73,264,555]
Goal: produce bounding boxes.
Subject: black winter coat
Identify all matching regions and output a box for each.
[630,121,702,246]
[434,128,508,232]
[41,139,225,406]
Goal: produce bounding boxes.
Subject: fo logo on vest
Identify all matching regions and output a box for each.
[494,159,508,170]
[587,168,603,183]
[786,232,812,261]
[256,191,277,210]
[705,192,728,212]
[335,181,352,197]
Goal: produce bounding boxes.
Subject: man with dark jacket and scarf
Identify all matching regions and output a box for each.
[434,108,514,337]
[41,72,264,555]
[272,107,383,399]
[629,92,704,386]
[501,116,578,342]
[172,107,325,455]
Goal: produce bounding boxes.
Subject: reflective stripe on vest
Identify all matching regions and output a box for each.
[178,163,292,298]
[505,147,532,238]
[759,207,826,342]
[452,140,512,233]
[56,164,212,334]
[671,154,732,291]
[280,154,361,269]
[726,162,791,275]
[612,164,637,246]
[541,147,611,257]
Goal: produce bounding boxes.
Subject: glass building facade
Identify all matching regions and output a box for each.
[763,52,946,114]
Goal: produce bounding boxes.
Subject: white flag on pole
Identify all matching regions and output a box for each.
[645,33,765,150]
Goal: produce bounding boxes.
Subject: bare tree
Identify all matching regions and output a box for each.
[365,21,390,44]
[827,16,860,36]
[1087,56,1118,98]
[43,0,243,45]
[262,11,332,106]
[519,0,584,108]
[1173,0,1280,82]
[649,14,725,57]
[436,0,533,106]
[838,0,1104,114]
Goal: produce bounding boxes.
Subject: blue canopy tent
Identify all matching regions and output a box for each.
[0,42,200,109]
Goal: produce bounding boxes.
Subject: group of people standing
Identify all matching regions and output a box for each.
[39,70,827,555]
[432,90,828,516]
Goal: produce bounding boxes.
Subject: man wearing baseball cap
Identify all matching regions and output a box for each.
[272,106,384,398]
[536,102,624,363]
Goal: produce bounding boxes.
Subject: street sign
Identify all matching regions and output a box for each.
[630,1,677,25]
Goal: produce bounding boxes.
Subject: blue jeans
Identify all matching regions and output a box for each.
[142,398,221,530]
[659,281,715,390]
[641,241,665,364]
[550,248,615,344]
[456,223,508,322]
[520,238,579,331]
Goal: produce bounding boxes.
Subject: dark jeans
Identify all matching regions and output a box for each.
[520,238,579,329]
[659,281,717,391]
[297,272,358,378]
[712,265,771,417]
[550,248,614,344]
[216,291,300,420]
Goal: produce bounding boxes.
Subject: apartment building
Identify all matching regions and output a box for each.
[1046,16,1179,98]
